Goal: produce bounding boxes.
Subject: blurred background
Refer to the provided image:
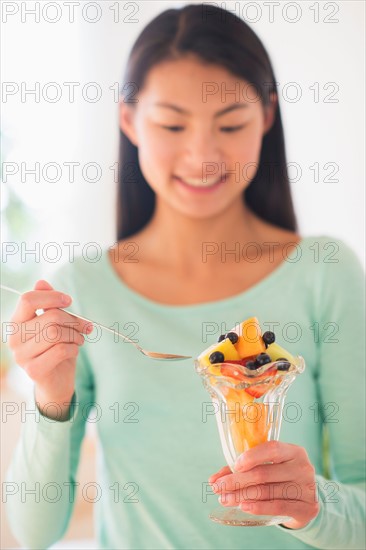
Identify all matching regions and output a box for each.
[1,1,365,548]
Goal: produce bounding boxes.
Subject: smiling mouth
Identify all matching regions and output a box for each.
[174,174,227,189]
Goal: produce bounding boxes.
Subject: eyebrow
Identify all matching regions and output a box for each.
[153,102,248,118]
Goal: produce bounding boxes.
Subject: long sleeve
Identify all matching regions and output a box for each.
[5,345,95,549]
[5,267,95,549]
[277,238,366,549]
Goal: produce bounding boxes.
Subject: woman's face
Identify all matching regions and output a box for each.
[120,55,276,220]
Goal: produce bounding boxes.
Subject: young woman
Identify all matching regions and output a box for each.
[6,4,365,550]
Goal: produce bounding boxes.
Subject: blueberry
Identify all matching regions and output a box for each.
[225,331,239,344]
[209,351,225,364]
[245,360,259,370]
[262,331,275,346]
[217,334,226,342]
[256,353,271,366]
[276,358,291,371]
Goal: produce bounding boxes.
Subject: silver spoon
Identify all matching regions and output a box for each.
[1,285,191,361]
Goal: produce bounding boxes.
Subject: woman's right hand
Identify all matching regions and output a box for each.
[8,279,93,420]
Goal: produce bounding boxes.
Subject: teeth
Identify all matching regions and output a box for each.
[179,175,224,187]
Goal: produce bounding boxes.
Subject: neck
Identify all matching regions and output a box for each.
[138,198,261,272]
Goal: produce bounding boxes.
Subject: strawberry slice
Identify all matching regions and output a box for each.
[220,356,257,367]
[219,357,258,381]
[245,385,268,398]
[221,359,247,366]
[244,365,278,398]
[217,361,281,393]
[220,364,246,381]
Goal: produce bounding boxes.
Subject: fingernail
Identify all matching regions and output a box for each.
[61,294,72,305]
[213,475,224,483]
[86,323,94,333]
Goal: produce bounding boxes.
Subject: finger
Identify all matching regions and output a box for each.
[33,280,55,314]
[14,327,84,364]
[214,463,300,493]
[21,309,93,343]
[23,343,79,381]
[34,280,54,292]
[217,481,306,507]
[12,285,72,323]
[238,498,314,527]
[208,466,232,484]
[234,441,299,472]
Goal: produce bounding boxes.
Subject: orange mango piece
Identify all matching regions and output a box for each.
[235,317,266,358]
[226,391,245,455]
[236,336,266,359]
[225,390,255,455]
[242,402,269,449]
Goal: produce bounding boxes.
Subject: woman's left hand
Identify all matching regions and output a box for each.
[208,441,320,529]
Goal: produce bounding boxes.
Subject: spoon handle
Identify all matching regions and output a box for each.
[0,284,139,346]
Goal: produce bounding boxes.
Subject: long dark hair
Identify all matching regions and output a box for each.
[117,4,297,240]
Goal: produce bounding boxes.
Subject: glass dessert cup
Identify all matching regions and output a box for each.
[195,356,306,526]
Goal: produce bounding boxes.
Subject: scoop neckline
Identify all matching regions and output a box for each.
[102,237,307,313]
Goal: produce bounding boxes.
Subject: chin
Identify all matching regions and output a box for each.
[173,202,238,222]
[156,188,246,221]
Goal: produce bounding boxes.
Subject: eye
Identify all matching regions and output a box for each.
[160,125,184,132]
[220,124,247,133]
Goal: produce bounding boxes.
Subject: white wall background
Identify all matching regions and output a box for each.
[2,0,365,265]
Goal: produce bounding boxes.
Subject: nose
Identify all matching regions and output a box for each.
[182,127,222,167]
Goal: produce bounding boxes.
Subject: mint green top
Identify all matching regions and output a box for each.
[6,236,366,550]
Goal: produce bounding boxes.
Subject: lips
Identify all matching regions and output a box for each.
[174,174,227,190]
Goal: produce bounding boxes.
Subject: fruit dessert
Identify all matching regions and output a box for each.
[197,317,298,454]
